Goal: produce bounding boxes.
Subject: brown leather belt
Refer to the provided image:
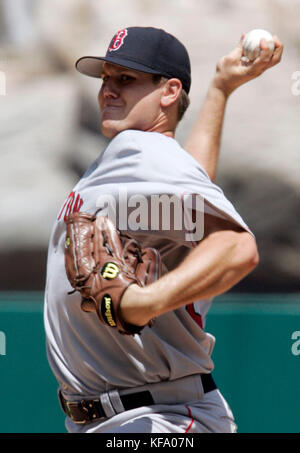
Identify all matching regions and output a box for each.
[59,373,217,425]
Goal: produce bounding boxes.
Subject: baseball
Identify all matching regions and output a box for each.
[242,29,275,61]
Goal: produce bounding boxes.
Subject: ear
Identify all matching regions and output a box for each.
[160,78,182,109]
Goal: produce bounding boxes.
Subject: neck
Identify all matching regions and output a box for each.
[147,122,175,139]
[146,110,176,139]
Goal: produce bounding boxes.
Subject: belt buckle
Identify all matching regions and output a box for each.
[77,398,106,424]
[66,400,87,424]
[58,390,107,424]
[58,390,88,424]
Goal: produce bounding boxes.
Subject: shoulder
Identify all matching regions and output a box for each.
[107,130,141,150]
[128,131,210,175]
[102,130,210,180]
[111,130,178,151]
[100,130,143,163]
[103,130,162,157]
[130,130,182,152]
[108,130,200,162]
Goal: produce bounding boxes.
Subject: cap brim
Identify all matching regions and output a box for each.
[75,55,165,78]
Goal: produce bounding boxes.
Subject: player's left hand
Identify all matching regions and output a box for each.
[64,212,161,335]
[212,34,284,97]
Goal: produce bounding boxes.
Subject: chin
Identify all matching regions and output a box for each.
[100,121,121,139]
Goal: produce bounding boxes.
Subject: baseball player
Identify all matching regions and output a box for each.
[44,27,283,433]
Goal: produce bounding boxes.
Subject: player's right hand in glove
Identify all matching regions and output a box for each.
[64,211,161,335]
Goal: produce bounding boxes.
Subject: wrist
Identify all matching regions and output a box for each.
[119,284,154,327]
[210,75,234,99]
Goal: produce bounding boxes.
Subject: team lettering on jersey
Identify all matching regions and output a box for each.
[109,29,128,52]
[57,191,84,222]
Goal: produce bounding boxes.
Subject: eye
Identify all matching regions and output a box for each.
[120,74,133,83]
[101,75,109,83]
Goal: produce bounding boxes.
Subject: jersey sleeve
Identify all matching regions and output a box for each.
[93,130,253,249]
[129,131,253,240]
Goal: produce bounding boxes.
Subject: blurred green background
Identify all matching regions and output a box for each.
[1,292,299,433]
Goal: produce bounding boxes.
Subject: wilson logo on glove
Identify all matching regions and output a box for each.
[101,295,117,327]
[101,263,120,280]
[64,211,161,335]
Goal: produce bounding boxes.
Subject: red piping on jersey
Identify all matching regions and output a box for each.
[184,405,194,433]
[186,304,203,329]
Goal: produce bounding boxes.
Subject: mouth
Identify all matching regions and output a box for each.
[101,105,123,117]
[102,104,123,111]
[101,105,124,122]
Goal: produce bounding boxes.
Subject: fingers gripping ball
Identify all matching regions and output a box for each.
[64,211,161,335]
[242,29,275,61]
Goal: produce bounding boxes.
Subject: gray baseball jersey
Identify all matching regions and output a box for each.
[44,130,251,403]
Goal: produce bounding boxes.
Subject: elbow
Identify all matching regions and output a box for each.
[248,243,259,271]
[239,234,259,273]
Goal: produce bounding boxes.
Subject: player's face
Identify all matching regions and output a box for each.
[98,63,166,138]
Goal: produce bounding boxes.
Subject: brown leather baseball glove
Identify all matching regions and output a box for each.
[64,211,161,335]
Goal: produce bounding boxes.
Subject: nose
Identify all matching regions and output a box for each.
[101,79,118,100]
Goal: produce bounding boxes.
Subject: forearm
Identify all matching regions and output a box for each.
[184,35,283,182]
[184,80,228,181]
[121,230,258,326]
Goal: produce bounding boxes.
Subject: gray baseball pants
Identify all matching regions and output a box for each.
[64,374,237,433]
